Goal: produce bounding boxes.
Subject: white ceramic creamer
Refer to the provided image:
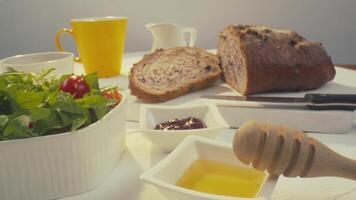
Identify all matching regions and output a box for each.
[146,23,197,52]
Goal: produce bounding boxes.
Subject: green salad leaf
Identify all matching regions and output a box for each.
[84,73,100,90]
[0,68,119,141]
[72,117,88,131]
[0,115,8,126]
[15,91,45,110]
[30,107,51,122]
[3,115,31,137]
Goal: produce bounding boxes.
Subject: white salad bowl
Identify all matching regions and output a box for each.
[0,52,73,75]
[138,103,229,152]
[0,94,127,200]
[140,136,278,200]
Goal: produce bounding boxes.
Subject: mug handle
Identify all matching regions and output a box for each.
[55,28,81,62]
[183,27,197,47]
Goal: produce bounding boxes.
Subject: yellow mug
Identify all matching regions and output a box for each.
[55,16,127,77]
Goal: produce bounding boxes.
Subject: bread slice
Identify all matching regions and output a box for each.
[218,25,335,95]
[129,47,221,103]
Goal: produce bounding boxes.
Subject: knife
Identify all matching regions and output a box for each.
[201,93,356,110]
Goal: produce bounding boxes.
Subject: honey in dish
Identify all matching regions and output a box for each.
[176,159,266,198]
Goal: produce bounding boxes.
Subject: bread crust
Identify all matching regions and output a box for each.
[218,25,336,95]
[129,47,221,103]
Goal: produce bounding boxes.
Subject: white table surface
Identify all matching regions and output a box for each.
[64,51,356,200]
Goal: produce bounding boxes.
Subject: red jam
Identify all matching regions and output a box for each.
[154,117,207,130]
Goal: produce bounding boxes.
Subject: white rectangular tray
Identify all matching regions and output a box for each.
[125,74,356,134]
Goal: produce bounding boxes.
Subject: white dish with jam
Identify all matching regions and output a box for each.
[140,136,278,200]
[138,103,229,152]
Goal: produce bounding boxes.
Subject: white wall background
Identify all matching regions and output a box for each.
[1,0,356,64]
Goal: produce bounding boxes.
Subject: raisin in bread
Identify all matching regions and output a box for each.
[129,47,221,102]
[218,25,336,95]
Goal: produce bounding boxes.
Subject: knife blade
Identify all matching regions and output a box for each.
[201,93,356,110]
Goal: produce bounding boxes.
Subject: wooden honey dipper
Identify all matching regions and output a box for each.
[233,121,356,180]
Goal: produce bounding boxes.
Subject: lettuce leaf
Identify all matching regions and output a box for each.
[0,69,115,141]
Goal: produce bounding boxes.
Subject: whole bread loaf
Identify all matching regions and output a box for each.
[218,25,336,95]
[129,47,221,102]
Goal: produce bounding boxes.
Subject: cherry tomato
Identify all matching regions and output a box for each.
[60,75,90,99]
[74,81,90,99]
[102,89,121,108]
[60,75,81,93]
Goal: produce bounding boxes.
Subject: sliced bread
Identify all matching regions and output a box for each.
[129,47,221,103]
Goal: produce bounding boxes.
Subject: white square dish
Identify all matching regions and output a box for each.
[140,136,278,200]
[138,103,229,152]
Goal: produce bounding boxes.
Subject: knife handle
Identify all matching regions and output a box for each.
[305,93,356,110]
